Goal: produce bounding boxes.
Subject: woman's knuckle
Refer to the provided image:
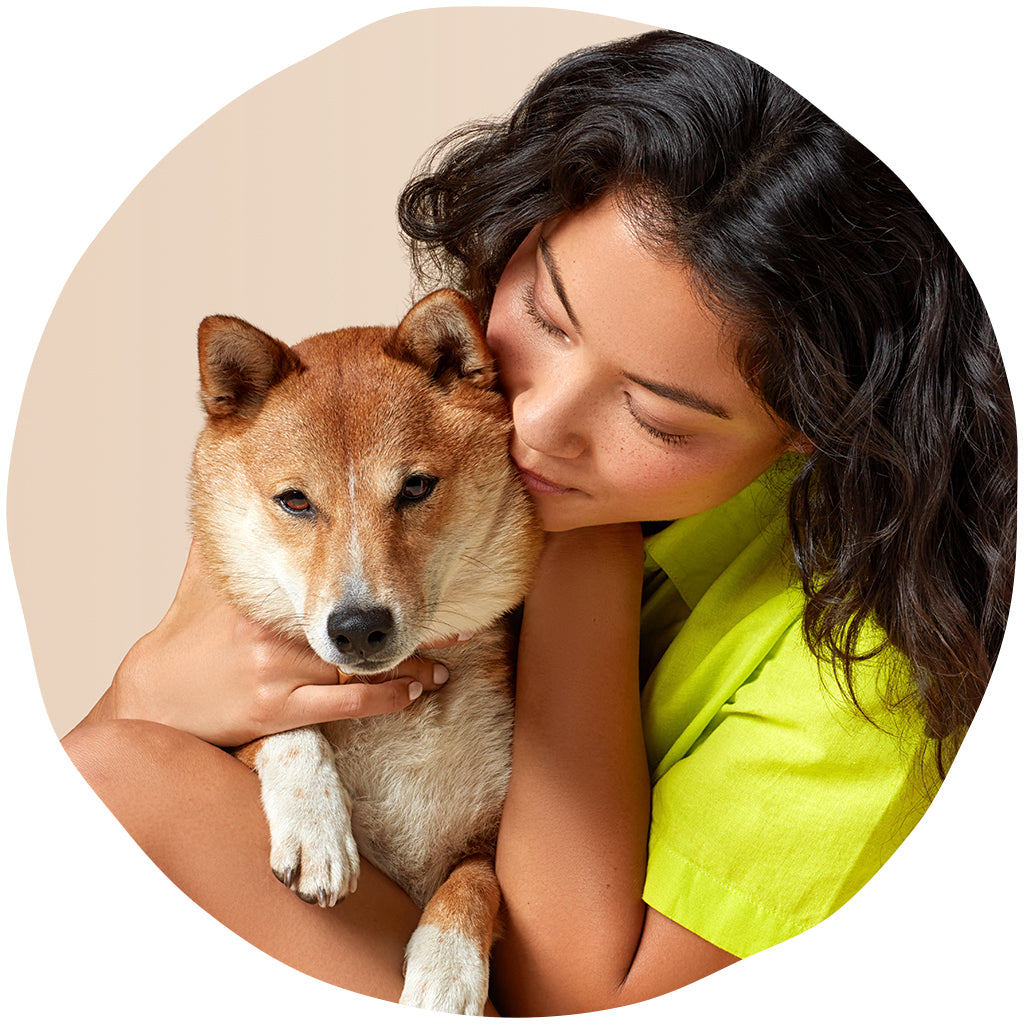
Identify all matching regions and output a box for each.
[247,684,282,728]
[334,684,363,718]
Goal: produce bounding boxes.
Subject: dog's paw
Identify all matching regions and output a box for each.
[400,923,490,1016]
[266,797,361,907]
[256,729,361,907]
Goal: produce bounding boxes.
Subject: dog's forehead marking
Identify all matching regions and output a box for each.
[345,458,366,580]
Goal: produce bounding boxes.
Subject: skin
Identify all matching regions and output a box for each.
[63,192,796,1014]
[489,194,793,530]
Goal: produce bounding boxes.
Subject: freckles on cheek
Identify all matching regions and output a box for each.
[611,448,682,495]
[616,446,732,517]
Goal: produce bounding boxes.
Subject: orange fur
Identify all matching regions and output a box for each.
[419,855,504,958]
[231,737,264,772]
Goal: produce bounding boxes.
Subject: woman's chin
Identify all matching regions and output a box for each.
[529,493,615,533]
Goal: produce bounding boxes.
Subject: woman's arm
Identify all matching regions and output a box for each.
[72,543,445,747]
[491,524,737,1015]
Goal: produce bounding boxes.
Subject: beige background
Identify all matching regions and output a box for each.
[9,6,648,737]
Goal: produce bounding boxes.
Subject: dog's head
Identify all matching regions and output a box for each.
[189,289,541,674]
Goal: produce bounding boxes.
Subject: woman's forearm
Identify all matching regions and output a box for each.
[491,524,651,1015]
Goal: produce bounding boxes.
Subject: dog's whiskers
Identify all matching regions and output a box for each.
[453,552,502,576]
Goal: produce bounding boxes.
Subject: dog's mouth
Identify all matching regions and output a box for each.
[333,654,416,681]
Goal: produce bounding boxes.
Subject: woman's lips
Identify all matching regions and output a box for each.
[516,463,576,495]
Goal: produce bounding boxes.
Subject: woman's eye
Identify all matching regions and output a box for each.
[638,422,690,446]
[625,396,690,447]
[522,284,564,338]
[276,489,313,514]
[399,474,437,503]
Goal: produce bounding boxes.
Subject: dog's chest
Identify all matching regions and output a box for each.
[322,653,513,907]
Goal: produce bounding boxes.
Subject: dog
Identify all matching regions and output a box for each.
[188,289,542,1013]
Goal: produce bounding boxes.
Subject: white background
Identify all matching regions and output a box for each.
[3,2,1018,1021]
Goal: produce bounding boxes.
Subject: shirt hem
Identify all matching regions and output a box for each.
[643,841,813,959]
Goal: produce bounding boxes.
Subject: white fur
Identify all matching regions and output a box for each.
[400,923,490,1015]
[322,632,512,907]
[263,546,309,631]
[344,460,367,582]
[255,727,361,906]
[199,491,309,636]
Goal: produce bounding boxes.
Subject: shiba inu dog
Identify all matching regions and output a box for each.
[189,289,542,1013]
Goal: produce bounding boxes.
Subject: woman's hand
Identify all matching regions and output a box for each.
[81,543,448,748]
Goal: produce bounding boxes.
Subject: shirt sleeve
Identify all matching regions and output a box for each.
[642,619,935,958]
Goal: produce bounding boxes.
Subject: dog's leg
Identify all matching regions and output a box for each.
[253,726,360,907]
[400,854,502,1015]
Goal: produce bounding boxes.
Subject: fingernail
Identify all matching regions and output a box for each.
[433,664,450,685]
[457,631,475,642]
[409,681,424,700]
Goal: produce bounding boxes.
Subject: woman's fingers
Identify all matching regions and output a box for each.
[108,536,458,743]
[283,677,423,726]
[267,658,449,733]
[348,658,451,692]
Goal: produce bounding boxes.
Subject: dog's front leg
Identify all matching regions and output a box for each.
[400,854,502,1015]
[252,726,360,907]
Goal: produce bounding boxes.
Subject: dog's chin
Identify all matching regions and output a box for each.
[335,657,411,680]
[324,645,419,680]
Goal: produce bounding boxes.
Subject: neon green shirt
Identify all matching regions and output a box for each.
[640,460,937,957]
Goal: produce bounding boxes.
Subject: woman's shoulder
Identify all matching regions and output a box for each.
[641,454,929,786]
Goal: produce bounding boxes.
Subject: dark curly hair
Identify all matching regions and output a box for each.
[397,29,1016,774]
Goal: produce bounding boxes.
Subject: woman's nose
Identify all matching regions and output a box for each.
[511,375,591,459]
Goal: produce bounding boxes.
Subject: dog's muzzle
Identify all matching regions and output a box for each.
[327,603,395,661]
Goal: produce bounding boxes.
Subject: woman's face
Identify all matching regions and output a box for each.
[486,193,795,532]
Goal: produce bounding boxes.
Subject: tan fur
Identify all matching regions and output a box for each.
[400,855,506,1013]
[418,855,503,958]
[231,737,264,772]
[189,290,542,1013]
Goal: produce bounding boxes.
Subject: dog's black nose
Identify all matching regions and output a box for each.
[327,604,395,658]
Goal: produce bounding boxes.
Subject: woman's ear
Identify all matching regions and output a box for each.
[786,433,815,455]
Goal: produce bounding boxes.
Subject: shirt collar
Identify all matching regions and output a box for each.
[644,456,801,611]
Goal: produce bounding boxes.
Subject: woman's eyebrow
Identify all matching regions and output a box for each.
[539,231,731,421]
[625,373,733,420]
[538,234,583,333]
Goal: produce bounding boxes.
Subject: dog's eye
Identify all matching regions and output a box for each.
[399,474,437,503]
[276,490,314,515]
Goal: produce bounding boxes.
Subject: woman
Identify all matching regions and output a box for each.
[62,30,1014,1015]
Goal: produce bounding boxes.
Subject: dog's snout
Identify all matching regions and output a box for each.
[328,604,395,657]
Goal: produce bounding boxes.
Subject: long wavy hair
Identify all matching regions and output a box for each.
[397,30,1016,774]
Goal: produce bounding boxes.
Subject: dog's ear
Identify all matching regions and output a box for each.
[389,289,497,390]
[197,315,303,420]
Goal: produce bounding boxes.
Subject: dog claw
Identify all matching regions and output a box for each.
[273,864,297,889]
[273,857,353,906]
